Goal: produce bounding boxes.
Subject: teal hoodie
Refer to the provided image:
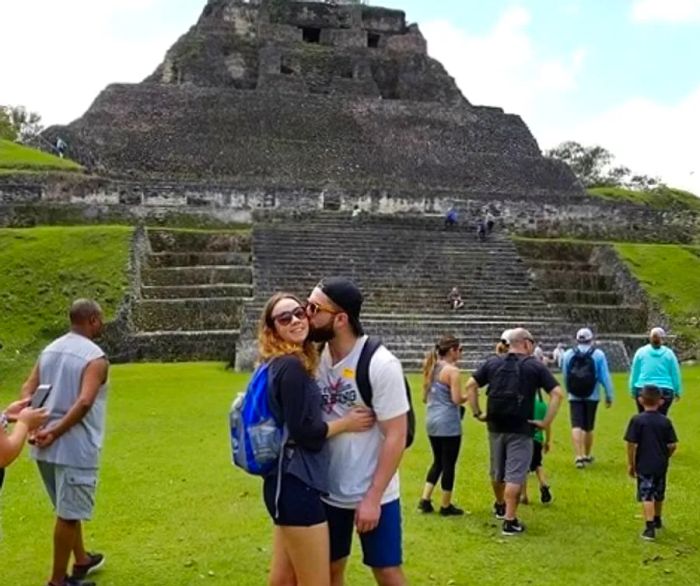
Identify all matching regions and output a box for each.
[629,344,683,396]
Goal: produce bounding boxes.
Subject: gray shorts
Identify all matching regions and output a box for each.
[37,461,98,521]
[489,432,533,485]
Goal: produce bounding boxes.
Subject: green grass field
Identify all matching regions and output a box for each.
[588,186,700,212]
[0,226,131,383]
[1,364,698,585]
[615,243,700,346]
[0,139,83,173]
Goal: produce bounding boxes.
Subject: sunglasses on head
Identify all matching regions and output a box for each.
[271,306,307,326]
[525,337,536,344]
[305,300,341,317]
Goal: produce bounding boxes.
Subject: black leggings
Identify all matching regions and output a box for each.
[426,435,462,491]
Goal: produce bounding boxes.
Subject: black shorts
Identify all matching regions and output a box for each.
[569,400,598,432]
[637,474,667,502]
[263,473,326,527]
[529,441,543,472]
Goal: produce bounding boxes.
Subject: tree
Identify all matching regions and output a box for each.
[545,141,614,187]
[0,105,43,142]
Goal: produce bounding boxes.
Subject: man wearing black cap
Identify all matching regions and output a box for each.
[307,277,409,586]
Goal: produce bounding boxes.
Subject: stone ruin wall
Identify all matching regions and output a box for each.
[1,173,697,244]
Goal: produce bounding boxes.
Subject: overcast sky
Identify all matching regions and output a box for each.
[1,0,698,194]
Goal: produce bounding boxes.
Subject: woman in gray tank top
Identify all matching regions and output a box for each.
[418,336,469,516]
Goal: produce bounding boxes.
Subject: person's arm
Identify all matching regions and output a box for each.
[530,367,564,429]
[629,351,640,395]
[447,367,467,405]
[667,443,678,457]
[597,352,614,406]
[33,358,108,448]
[626,442,637,478]
[0,407,49,467]
[355,413,407,534]
[544,422,552,453]
[465,377,485,420]
[19,362,40,401]
[326,408,374,439]
[669,352,683,399]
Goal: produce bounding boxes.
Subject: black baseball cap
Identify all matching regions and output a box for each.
[318,277,364,336]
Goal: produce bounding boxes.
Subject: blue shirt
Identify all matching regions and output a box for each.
[629,344,683,397]
[562,344,614,402]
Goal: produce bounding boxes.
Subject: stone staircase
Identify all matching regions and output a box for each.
[126,229,253,362]
[235,213,629,370]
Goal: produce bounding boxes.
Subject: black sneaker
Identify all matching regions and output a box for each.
[540,485,552,504]
[440,504,465,517]
[502,518,526,536]
[493,502,506,519]
[575,458,586,469]
[48,578,96,586]
[71,553,105,580]
[641,527,656,541]
[418,499,434,513]
[584,455,595,465]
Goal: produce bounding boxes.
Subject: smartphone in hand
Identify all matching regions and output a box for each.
[31,384,52,409]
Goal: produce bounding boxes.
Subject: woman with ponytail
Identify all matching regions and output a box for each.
[418,335,468,516]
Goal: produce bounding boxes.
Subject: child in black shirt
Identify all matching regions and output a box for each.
[624,385,679,540]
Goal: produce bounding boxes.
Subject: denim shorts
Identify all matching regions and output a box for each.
[263,473,326,527]
[37,461,98,521]
[637,474,667,502]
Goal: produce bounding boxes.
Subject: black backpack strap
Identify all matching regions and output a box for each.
[356,336,383,408]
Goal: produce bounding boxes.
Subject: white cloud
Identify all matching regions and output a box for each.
[0,1,194,126]
[422,8,587,120]
[541,85,700,195]
[632,0,700,23]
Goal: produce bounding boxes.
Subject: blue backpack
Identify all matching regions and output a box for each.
[230,362,286,476]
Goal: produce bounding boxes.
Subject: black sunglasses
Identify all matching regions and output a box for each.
[271,306,307,326]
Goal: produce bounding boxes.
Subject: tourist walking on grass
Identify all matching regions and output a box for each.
[629,327,683,416]
[418,336,468,516]
[466,328,564,536]
[624,385,678,541]
[520,390,552,505]
[256,293,374,586]
[1,400,48,490]
[562,328,614,469]
[307,277,410,586]
[20,300,109,586]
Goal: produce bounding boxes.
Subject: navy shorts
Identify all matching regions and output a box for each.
[325,499,402,568]
[569,400,598,432]
[263,473,326,527]
[637,474,667,502]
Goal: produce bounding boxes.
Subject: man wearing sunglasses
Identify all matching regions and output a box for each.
[465,328,564,536]
[307,278,409,586]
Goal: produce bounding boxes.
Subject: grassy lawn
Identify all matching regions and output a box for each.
[0,139,82,173]
[0,226,132,383]
[1,363,698,585]
[588,186,700,212]
[615,243,700,346]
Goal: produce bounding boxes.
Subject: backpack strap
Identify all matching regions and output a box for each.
[356,336,383,408]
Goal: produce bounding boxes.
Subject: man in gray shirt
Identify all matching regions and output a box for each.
[21,300,109,586]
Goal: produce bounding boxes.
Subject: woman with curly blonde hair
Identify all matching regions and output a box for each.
[258,292,375,586]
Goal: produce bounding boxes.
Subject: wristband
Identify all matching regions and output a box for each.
[0,412,8,430]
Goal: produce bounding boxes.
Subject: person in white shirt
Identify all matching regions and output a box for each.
[306,277,409,586]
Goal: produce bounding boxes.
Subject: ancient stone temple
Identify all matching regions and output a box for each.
[47,0,582,201]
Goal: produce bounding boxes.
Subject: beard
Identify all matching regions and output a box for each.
[308,321,335,343]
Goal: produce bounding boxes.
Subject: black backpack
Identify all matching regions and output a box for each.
[486,354,534,425]
[566,347,597,398]
[356,336,416,449]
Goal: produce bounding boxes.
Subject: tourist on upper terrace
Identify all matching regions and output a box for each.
[485,211,495,234]
[20,299,109,586]
[552,343,566,369]
[306,277,409,586]
[629,327,683,416]
[418,335,468,517]
[55,137,67,158]
[0,400,48,491]
[254,293,374,586]
[447,287,465,311]
[562,328,614,469]
[352,205,362,221]
[444,207,458,229]
[466,328,564,536]
[476,219,487,241]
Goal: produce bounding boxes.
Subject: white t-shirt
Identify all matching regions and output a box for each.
[317,336,409,508]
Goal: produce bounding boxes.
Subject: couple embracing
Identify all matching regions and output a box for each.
[257,277,409,586]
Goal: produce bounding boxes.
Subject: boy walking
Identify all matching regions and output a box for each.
[624,385,678,541]
[521,392,552,505]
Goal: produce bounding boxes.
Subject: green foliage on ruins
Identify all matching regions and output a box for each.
[615,243,700,346]
[0,139,82,173]
[589,185,700,212]
[1,362,699,584]
[0,226,131,382]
